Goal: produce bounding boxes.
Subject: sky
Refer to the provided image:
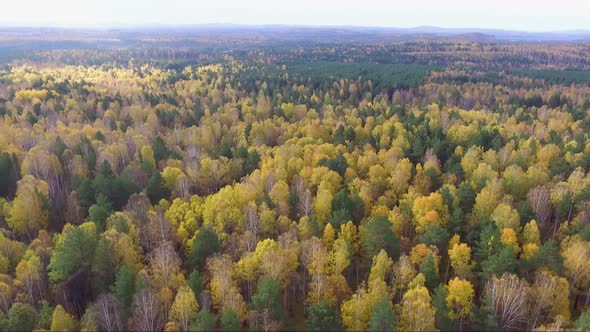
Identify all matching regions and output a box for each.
[2,0,590,32]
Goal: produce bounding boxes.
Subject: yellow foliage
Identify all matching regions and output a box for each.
[445,277,474,320]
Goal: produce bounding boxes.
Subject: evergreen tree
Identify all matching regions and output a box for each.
[432,284,454,331]
[220,309,241,331]
[419,254,439,291]
[190,310,217,331]
[306,300,342,332]
[189,227,220,271]
[473,293,498,331]
[111,266,134,307]
[368,298,396,331]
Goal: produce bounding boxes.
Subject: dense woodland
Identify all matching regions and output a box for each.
[0,31,590,331]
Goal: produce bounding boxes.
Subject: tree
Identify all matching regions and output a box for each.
[480,247,516,280]
[449,242,474,280]
[574,310,590,331]
[7,175,49,239]
[220,309,241,331]
[14,252,42,304]
[171,286,198,331]
[48,222,98,283]
[50,305,78,331]
[368,298,396,332]
[412,192,449,233]
[130,288,165,332]
[485,274,528,331]
[92,237,116,294]
[147,172,170,205]
[0,153,18,199]
[473,293,498,332]
[111,265,134,307]
[528,271,570,329]
[361,216,399,260]
[188,270,202,302]
[189,227,220,271]
[419,254,439,291]
[251,277,285,327]
[149,241,181,289]
[190,310,217,331]
[432,284,454,331]
[95,293,126,331]
[307,300,342,331]
[7,302,37,332]
[398,282,436,331]
[445,277,474,330]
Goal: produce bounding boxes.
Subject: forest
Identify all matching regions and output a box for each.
[0,28,589,331]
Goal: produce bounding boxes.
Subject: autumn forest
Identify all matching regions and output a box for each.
[0,27,589,331]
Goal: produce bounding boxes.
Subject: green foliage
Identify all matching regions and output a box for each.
[190,310,217,332]
[146,171,170,205]
[368,298,396,332]
[48,223,98,283]
[189,227,220,271]
[473,293,498,331]
[7,303,38,332]
[111,266,134,307]
[0,152,18,199]
[480,246,517,280]
[251,277,285,322]
[419,254,439,291]
[220,309,241,331]
[361,215,400,260]
[188,269,202,303]
[92,238,116,294]
[306,300,342,332]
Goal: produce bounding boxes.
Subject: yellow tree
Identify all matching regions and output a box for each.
[170,286,198,331]
[446,277,474,329]
[528,271,570,329]
[341,288,372,331]
[448,242,474,280]
[7,175,50,239]
[50,305,79,331]
[398,277,436,331]
[491,204,521,231]
[412,192,448,233]
[322,223,335,250]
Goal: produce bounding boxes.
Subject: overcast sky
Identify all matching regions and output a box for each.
[2,0,590,31]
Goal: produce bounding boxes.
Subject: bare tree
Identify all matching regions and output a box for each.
[527,186,553,235]
[485,274,529,331]
[95,294,126,331]
[129,288,165,332]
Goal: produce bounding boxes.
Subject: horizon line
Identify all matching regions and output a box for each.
[1,23,589,35]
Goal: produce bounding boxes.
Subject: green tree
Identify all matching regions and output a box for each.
[92,237,116,294]
[188,270,202,302]
[480,247,517,280]
[361,215,400,260]
[220,309,241,331]
[111,266,135,307]
[7,303,38,332]
[251,277,285,322]
[368,298,396,332]
[473,293,498,331]
[190,310,217,331]
[432,284,454,331]
[189,227,220,271]
[419,254,438,291]
[146,172,170,205]
[87,194,113,232]
[0,152,18,199]
[306,300,342,331]
[48,223,98,283]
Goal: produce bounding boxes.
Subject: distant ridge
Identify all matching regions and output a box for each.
[1,25,590,43]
